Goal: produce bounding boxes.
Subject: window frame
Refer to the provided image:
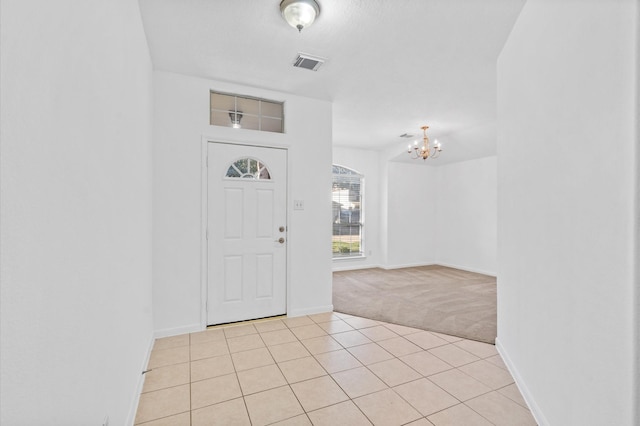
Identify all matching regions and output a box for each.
[224,157,272,180]
[332,164,365,259]
[210,90,284,133]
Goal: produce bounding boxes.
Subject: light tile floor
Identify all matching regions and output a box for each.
[135,312,537,426]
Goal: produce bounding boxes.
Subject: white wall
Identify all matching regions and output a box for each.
[153,71,333,334]
[333,148,496,273]
[332,147,381,270]
[386,162,437,268]
[0,1,154,425]
[436,156,497,275]
[497,1,638,425]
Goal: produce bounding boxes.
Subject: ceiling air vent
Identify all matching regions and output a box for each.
[399,133,415,138]
[293,53,325,71]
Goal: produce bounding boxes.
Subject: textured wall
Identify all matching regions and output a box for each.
[0,0,154,424]
[497,0,638,424]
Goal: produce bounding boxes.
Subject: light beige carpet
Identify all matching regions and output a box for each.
[332,265,497,344]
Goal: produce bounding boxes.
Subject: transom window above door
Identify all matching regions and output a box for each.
[210,91,284,133]
[225,158,271,180]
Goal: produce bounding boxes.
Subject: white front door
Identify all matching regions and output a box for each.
[207,142,287,325]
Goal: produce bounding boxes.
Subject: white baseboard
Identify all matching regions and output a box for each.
[154,323,202,339]
[434,261,497,277]
[287,304,334,317]
[334,261,496,276]
[495,338,549,426]
[380,262,436,270]
[126,331,155,426]
[332,263,381,272]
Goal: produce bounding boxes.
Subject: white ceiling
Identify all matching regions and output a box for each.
[138,0,525,165]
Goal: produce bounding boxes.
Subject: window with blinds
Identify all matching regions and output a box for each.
[332,165,364,258]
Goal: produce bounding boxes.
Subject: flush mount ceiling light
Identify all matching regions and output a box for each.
[280,0,320,32]
[407,125,443,161]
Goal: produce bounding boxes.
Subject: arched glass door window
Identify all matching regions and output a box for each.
[332,165,364,258]
[225,158,271,180]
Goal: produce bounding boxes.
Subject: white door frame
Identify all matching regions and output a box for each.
[200,137,291,330]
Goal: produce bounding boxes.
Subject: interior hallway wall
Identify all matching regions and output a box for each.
[436,156,497,275]
[497,0,638,424]
[152,71,333,335]
[386,162,437,268]
[0,1,155,424]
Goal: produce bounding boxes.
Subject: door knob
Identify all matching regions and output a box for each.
[275,237,285,244]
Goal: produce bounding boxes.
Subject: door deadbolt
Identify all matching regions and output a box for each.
[279,226,285,232]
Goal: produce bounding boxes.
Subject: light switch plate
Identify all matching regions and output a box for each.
[294,200,304,210]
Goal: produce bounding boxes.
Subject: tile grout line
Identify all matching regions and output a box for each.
[269,318,327,421]
[136,337,189,424]
[222,326,253,425]
[494,383,533,409]
[276,315,378,425]
[188,332,193,426]
[143,313,530,425]
[388,374,459,422]
[320,323,497,424]
[459,399,499,426]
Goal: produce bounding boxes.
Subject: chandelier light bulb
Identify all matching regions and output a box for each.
[405,125,443,161]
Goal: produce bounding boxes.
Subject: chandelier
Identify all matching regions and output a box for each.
[407,125,442,160]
